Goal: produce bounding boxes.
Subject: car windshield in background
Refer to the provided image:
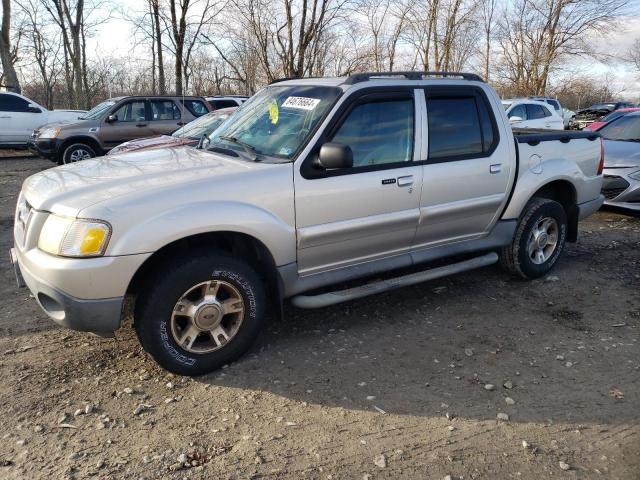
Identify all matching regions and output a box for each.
[208,85,341,162]
[172,111,232,140]
[79,100,116,120]
[599,115,640,141]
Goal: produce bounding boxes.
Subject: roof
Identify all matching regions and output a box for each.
[270,71,485,89]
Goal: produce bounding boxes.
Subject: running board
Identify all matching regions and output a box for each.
[291,252,499,309]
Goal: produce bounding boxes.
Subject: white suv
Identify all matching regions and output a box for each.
[502,99,564,130]
[0,92,85,147]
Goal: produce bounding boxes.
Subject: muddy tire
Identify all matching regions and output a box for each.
[61,143,96,165]
[499,197,567,280]
[135,251,265,376]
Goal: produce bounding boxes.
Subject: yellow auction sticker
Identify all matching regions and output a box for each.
[268,100,279,124]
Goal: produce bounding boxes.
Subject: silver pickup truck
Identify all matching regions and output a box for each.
[11,72,604,375]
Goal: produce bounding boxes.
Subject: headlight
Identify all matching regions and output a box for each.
[629,170,640,181]
[38,215,111,257]
[38,127,61,139]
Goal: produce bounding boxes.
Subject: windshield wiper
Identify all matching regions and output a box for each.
[219,135,259,161]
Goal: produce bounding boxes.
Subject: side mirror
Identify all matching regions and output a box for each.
[106,114,118,123]
[509,116,523,123]
[27,104,42,113]
[316,142,353,169]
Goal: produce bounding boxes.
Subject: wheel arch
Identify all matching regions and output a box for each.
[126,231,283,317]
[60,136,103,156]
[530,180,578,242]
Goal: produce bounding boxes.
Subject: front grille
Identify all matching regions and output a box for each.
[601,175,630,200]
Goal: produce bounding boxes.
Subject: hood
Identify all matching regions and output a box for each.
[22,147,269,216]
[603,139,640,168]
[574,108,611,120]
[108,135,193,155]
[35,118,94,132]
[52,109,86,113]
[585,121,606,131]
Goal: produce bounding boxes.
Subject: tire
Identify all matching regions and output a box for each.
[134,251,265,376]
[61,143,96,165]
[499,197,567,280]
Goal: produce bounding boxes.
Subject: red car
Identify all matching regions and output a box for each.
[108,107,236,155]
[585,107,640,131]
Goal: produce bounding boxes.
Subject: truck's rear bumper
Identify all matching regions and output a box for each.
[11,247,126,336]
[577,194,604,220]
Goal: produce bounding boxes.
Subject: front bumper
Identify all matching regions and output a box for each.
[28,138,63,160]
[601,168,640,211]
[11,247,124,336]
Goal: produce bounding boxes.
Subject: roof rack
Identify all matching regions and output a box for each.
[343,71,484,84]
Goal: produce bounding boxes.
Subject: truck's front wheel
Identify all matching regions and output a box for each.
[135,252,265,376]
[499,197,567,279]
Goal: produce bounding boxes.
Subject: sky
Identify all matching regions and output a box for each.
[84,1,640,99]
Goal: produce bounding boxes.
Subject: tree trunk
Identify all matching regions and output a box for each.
[151,0,166,94]
[0,0,21,93]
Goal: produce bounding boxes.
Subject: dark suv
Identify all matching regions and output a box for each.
[29,95,211,164]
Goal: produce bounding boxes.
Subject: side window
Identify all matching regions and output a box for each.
[331,98,414,167]
[427,96,489,160]
[509,104,527,120]
[112,101,146,122]
[150,100,181,120]
[0,94,29,112]
[548,100,560,111]
[526,104,547,120]
[181,99,208,117]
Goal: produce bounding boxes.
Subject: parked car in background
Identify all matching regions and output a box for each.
[0,92,85,148]
[562,108,575,129]
[568,102,636,130]
[585,107,640,131]
[108,107,236,155]
[11,71,604,375]
[28,95,211,164]
[502,99,564,129]
[206,95,249,110]
[598,111,640,210]
[528,96,563,115]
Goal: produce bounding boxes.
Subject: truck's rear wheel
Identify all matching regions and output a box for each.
[499,197,567,279]
[135,252,265,376]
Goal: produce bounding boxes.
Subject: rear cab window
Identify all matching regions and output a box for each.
[425,88,498,161]
[210,99,239,110]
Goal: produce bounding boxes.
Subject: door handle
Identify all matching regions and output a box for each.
[176,122,186,126]
[136,123,147,127]
[0,116,11,119]
[490,164,502,174]
[397,175,414,187]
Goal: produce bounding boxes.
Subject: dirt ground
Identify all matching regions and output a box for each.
[1,156,639,480]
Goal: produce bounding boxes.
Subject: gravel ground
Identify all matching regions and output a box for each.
[1,156,639,480]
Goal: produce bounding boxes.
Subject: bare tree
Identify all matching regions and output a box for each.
[480,0,496,81]
[0,0,21,92]
[629,38,640,73]
[497,0,629,95]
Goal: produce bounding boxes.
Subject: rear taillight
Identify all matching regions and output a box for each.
[597,138,605,175]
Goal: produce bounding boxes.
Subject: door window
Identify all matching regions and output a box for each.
[150,100,181,120]
[0,94,29,112]
[526,104,548,120]
[427,96,496,160]
[330,99,414,167]
[181,99,208,117]
[508,104,527,120]
[112,101,146,122]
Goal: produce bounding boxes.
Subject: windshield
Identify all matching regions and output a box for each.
[208,85,342,161]
[79,100,116,120]
[602,110,630,122]
[172,110,234,139]
[599,115,640,141]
